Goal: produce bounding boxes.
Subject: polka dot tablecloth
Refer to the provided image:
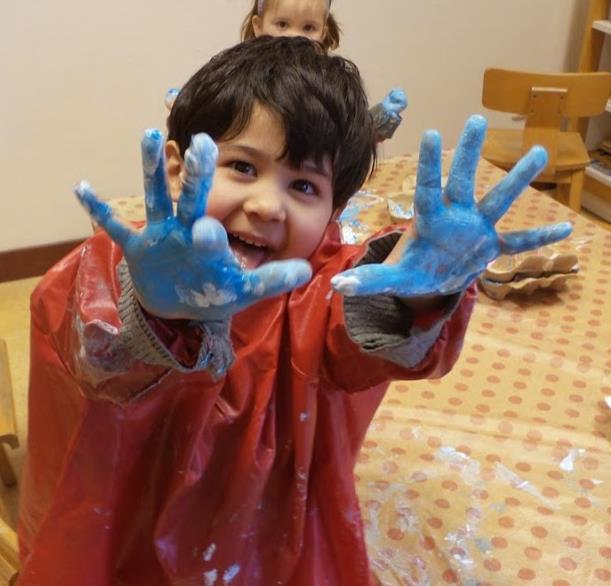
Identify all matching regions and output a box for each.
[108,152,611,586]
[355,153,611,586]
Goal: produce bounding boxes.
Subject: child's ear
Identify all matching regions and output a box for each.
[252,14,263,36]
[165,140,184,202]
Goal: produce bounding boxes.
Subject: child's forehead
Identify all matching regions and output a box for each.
[264,0,329,17]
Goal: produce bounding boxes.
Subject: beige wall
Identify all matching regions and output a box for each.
[1,0,585,251]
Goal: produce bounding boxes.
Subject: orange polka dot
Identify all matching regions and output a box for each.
[542,487,559,498]
[420,536,435,550]
[387,527,404,541]
[435,498,450,509]
[564,536,582,549]
[427,436,442,448]
[456,445,471,456]
[531,526,548,538]
[411,471,427,483]
[574,497,591,509]
[498,516,514,528]
[516,462,531,472]
[441,480,458,491]
[492,536,508,549]
[484,558,501,571]
[552,581,571,586]
[595,568,611,581]
[559,557,577,571]
[600,546,611,559]
[537,506,554,516]
[382,461,399,474]
[505,497,520,507]
[406,489,420,500]
[570,515,587,526]
[399,428,414,440]
[442,569,458,583]
[518,568,536,580]
[427,517,443,529]
[524,547,542,560]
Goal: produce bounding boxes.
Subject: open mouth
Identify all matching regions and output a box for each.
[227,232,270,269]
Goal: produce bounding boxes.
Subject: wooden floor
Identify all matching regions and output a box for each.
[0,193,609,529]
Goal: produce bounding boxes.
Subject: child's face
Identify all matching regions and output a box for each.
[166,104,334,268]
[252,0,328,43]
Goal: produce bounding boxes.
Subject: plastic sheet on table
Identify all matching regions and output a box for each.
[339,190,385,244]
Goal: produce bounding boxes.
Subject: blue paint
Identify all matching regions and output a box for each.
[75,130,312,321]
[164,87,180,110]
[381,88,408,115]
[331,115,573,298]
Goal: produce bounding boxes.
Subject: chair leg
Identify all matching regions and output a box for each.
[566,170,584,212]
[0,446,16,488]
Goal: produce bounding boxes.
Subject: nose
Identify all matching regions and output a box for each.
[243,184,287,223]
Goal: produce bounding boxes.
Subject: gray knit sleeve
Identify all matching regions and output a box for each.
[117,260,234,378]
[369,102,403,140]
[343,233,462,369]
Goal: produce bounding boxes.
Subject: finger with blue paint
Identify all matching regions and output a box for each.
[381,88,408,116]
[75,130,312,321]
[331,114,573,298]
[164,87,180,111]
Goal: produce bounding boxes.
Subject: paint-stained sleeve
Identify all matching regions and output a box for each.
[369,102,402,141]
[116,260,233,378]
[30,231,229,404]
[323,232,477,392]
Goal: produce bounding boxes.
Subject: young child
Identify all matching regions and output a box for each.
[18,36,570,586]
[241,0,408,142]
[241,0,341,50]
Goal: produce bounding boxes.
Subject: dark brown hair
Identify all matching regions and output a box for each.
[240,0,341,51]
[167,36,375,209]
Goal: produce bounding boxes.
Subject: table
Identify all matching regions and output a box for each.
[108,152,611,585]
[355,152,611,586]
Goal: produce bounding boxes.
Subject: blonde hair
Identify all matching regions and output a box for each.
[240,0,341,51]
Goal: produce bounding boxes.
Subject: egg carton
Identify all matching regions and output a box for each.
[483,245,578,283]
[479,271,578,301]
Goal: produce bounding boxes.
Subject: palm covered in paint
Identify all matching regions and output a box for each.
[75,130,312,321]
[332,115,572,298]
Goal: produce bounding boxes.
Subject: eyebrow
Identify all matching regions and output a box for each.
[224,144,332,179]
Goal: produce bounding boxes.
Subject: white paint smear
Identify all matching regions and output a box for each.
[223,564,240,583]
[176,283,237,308]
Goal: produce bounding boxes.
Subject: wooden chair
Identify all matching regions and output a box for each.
[481,68,611,211]
[0,515,19,585]
[0,339,19,584]
[0,339,18,489]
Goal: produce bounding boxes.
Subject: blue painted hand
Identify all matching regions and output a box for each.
[381,88,408,116]
[75,130,312,320]
[331,115,573,298]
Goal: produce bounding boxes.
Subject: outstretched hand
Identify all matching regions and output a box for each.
[332,115,572,298]
[382,88,408,116]
[75,130,312,321]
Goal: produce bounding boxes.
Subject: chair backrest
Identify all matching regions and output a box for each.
[482,68,611,117]
[482,68,611,173]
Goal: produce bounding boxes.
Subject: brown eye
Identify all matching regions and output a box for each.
[291,180,317,196]
[231,161,256,176]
